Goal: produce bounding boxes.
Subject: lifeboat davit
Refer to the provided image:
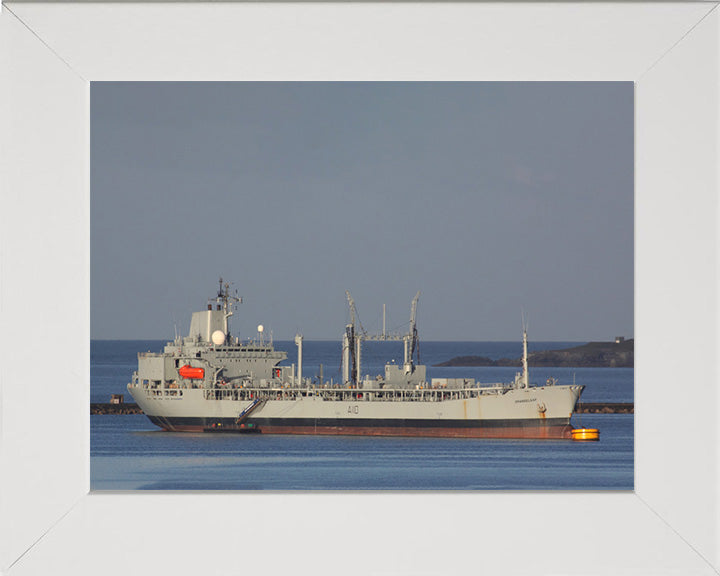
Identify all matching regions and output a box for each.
[178,365,205,379]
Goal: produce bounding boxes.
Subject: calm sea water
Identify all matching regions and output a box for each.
[91,340,634,490]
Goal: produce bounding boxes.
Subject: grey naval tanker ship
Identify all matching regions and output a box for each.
[127,279,585,439]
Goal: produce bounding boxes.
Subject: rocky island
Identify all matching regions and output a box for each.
[434,339,634,368]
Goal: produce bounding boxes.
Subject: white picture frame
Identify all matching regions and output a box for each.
[1,2,718,574]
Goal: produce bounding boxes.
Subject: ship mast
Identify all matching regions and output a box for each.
[522,326,529,388]
[521,313,529,388]
[216,277,242,339]
[382,304,386,340]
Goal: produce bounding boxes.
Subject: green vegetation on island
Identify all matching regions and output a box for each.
[434,339,633,368]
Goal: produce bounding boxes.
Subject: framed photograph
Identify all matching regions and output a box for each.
[89,79,634,490]
[1,2,717,575]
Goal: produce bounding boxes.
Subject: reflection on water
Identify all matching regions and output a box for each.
[91,414,633,491]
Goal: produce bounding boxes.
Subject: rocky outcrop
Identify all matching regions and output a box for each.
[435,339,634,368]
[575,402,633,414]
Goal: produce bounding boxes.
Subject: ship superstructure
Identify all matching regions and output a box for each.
[128,280,584,439]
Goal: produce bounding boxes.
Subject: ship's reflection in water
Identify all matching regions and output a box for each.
[91,413,633,490]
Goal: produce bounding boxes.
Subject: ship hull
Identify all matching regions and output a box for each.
[128,283,585,441]
[132,382,582,440]
[147,415,573,439]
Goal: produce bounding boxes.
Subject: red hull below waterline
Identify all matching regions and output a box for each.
[240,424,573,439]
[147,416,574,439]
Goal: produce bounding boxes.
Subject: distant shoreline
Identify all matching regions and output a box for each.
[434,340,634,368]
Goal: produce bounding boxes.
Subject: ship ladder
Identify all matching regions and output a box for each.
[236,397,265,425]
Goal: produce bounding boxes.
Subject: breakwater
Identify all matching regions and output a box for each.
[92,403,143,415]
[91,402,633,415]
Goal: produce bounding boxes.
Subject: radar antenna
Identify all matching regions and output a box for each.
[213,277,242,338]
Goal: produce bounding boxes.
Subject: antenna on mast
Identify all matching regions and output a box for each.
[213,277,242,337]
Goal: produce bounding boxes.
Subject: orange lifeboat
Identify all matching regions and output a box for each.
[178,365,205,380]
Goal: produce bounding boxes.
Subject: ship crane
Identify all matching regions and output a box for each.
[343,291,367,386]
[342,291,422,385]
[404,291,421,373]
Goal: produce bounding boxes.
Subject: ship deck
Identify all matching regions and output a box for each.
[132,381,537,404]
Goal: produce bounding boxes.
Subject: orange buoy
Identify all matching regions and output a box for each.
[178,365,205,379]
[571,428,600,441]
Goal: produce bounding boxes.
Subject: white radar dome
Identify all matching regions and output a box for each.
[211,330,226,346]
[257,324,264,333]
